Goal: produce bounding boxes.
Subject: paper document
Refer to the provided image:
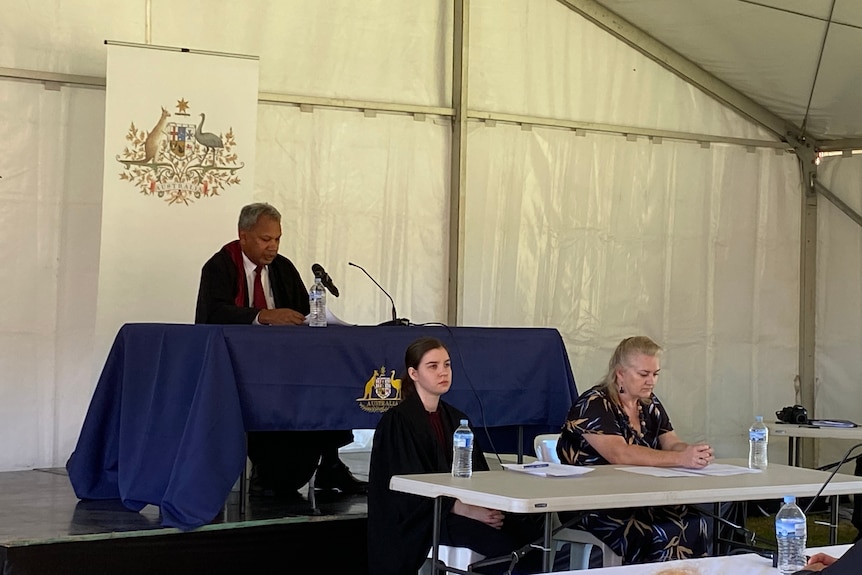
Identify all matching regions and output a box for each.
[807,419,858,428]
[617,463,761,478]
[501,462,594,477]
[303,308,356,326]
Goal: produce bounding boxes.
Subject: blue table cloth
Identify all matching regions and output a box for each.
[67,323,577,530]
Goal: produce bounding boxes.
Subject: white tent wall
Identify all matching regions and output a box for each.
[469,0,777,141]
[256,104,451,327]
[0,80,105,470]
[0,0,850,472]
[464,0,802,459]
[815,156,862,468]
[153,0,452,106]
[462,123,801,458]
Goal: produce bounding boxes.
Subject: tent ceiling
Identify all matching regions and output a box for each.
[586,0,862,145]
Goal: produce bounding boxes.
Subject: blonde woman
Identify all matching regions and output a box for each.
[557,336,712,564]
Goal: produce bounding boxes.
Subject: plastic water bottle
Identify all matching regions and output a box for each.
[748,415,768,469]
[308,277,327,327]
[775,495,807,574]
[452,419,474,478]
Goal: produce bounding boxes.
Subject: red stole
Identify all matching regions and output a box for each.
[222,240,249,307]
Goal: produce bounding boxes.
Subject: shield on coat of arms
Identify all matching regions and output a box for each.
[374,370,392,399]
[168,122,195,158]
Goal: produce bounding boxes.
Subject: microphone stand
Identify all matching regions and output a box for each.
[348,262,410,326]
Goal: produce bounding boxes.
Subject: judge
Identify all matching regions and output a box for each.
[195,202,365,498]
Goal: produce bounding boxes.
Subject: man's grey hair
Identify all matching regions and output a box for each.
[238,203,281,231]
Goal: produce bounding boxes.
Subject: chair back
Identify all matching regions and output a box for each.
[531,433,624,569]
[533,433,561,464]
[419,545,484,575]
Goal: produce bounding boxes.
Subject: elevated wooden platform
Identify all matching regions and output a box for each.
[0,453,370,575]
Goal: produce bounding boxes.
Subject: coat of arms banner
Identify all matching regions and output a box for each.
[96,41,259,367]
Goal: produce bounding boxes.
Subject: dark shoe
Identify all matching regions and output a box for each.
[314,461,368,494]
[249,480,276,498]
[249,475,303,501]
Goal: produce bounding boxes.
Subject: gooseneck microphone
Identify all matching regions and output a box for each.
[348,262,410,326]
[311,263,339,297]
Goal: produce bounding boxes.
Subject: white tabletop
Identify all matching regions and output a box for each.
[769,422,862,441]
[548,545,853,575]
[390,459,862,514]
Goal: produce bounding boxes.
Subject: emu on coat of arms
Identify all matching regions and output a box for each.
[357,366,402,414]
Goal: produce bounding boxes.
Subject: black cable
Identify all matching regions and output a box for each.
[799,0,836,138]
[736,0,862,30]
[696,504,775,550]
[803,442,862,515]
[817,451,862,472]
[469,512,588,574]
[411,321,504,466]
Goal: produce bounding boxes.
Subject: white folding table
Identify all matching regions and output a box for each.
[391,459,862,574]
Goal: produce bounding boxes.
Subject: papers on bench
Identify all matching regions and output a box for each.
[807,419,858,428]
[502,462,595,477]
[617,463,761,478]
[302,308,356,326]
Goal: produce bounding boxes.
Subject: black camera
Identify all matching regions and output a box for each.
[776,404,809,425]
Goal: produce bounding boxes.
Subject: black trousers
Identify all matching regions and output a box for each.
[247,429,354,491]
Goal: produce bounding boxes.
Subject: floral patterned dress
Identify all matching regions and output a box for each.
[555,385,710,564]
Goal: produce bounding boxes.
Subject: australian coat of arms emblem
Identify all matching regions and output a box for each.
[357,366,402,413]
[116,98,244,205]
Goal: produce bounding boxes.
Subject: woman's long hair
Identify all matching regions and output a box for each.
[400,336,448,400]
[599,336,662,407]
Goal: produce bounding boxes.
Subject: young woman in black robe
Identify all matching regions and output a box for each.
[366,336,543,575]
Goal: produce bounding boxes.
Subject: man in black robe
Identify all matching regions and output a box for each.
[195,202,366,498]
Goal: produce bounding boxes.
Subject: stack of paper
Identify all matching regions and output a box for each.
[501,462,594,477]
[808,419,858,428]
[616,463,761,478]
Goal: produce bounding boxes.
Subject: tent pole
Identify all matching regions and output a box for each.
[797,151,818,469]
[447,0,469,327]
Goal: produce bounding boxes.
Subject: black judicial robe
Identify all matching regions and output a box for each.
[366,392,489,575]
[194,247,309,325]
[793,540,862,575]
[193,245,351,492]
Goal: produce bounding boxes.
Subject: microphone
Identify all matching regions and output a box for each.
[311,263,339,297]
[348,262,409,326]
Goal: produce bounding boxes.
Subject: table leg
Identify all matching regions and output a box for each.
[239,434,248,517]
[793,437,801,467]
[518,426,524,464]
[829,495,838,545]
[239,464,247,517]
[432,497,442,575]
[787,437,793,466]
[543,512,552,572]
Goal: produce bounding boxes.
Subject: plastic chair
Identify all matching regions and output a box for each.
[419,545,485,574]
[532,434,624,570]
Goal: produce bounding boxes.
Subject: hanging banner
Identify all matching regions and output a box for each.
[95,42,259,367]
